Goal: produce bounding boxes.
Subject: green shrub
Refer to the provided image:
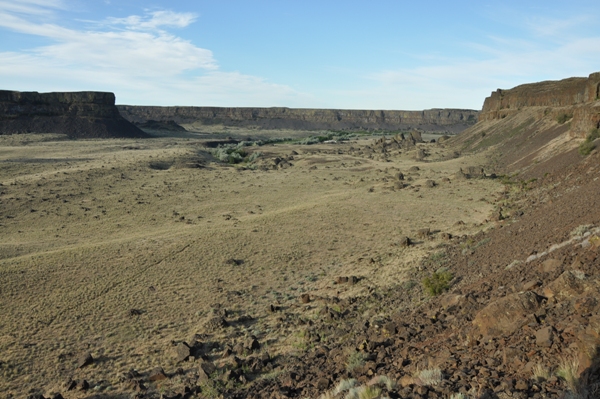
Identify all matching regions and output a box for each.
[422,270,453,296]
[556,113,573,124]
[579,128,600,156]
[211,144,261,164]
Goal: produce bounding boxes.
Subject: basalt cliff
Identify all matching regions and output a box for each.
[116,105,478,133]
[451,72,600,179]
[478,72,600,139]
[0,90,148,139]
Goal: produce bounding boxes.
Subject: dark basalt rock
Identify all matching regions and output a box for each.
[0,90,148,139]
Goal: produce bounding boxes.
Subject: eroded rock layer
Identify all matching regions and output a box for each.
[479,72,600,138]
[0,90,148,138]
[116,105,479,133]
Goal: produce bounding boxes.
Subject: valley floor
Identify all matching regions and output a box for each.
[0,132,501,397]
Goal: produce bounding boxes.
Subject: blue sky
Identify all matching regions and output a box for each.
[0,1,599,110]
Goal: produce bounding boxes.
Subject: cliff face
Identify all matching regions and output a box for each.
[450,72,600,181]
[0,91,148,138]
[479,72,600,138]
[117,106,479,133]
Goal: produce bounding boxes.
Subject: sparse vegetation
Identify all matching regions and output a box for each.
[5,91,600,399]
[346,351,367,372]
[319,376,395,399]
[556,113,573,124]
[211,143,262,164]
[579,128,600,156]
[556,356,582,396]
[422,270,453,296]
[570,224,594,237]
[416,368,443,385]
[532,363,552,382]
[428,251,447,265]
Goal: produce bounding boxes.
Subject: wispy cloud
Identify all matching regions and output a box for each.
[526,15,591,39]
[365,18,600,110]
[0,0,64,16]
[0,3,308,106]
[106,10,197,30]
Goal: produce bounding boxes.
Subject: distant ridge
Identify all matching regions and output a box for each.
[0,90,148,139]
[117,105,479,134]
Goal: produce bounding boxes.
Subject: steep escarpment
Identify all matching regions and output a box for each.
[0,91,148,139]
[452,72,600,177]
[117,106,478,133]
[478,72,600,139]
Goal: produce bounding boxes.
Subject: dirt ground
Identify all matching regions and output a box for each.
[0,131,502,397]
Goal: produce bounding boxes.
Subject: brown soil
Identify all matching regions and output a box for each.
[2,99,600,399]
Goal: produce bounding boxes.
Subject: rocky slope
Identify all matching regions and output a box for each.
[116,106,478,134]
[13,74,600,399]
[0,91,148,139]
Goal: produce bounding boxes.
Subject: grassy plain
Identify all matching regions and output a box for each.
[0,130,501,396]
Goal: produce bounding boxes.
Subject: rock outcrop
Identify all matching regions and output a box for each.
[0,91,148,138]
[117,105,478,133]
[479,72,600,138]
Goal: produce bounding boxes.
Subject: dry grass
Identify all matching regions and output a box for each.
[320,376,395,399]
[556,356,583,397]
[531,363,552,382]
[415,368,443,386]
[0,132,502,396]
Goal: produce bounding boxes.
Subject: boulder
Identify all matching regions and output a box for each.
[473,291,542,337]
[300,294,310,304]
[148,367,168,381]
[76,352,94,369]
[522,280,542,291]
[175,342,191,362]
[535,327,554,347]
[540,258,562,273]
[543,270,587,300]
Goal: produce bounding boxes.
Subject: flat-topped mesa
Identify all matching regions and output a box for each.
[479,72,600,137]
[0,90,148,138]
[117,106,479,133]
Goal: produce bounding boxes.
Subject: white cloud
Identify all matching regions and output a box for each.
[0,3,310,106]
[0,0,64,16]
[106,10,197,30]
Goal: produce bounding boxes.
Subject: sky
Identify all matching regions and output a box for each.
[0,1,599,110]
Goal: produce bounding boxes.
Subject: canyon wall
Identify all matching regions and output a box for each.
[0,91,148,138]
[117,106,479,133]
[479,72,600,137]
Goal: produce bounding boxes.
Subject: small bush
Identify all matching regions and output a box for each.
[211,144,261,164]
[417,368,443,385]
[556,113,573,124]
[346,351,366,372]
[422,270,453,296]
[428,251,447,265]
[579,128,600,156]
[579,140,595,156]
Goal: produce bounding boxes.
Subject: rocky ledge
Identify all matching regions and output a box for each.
[479,72,600,138]
[117,106,479,134]
[0,90,148,139]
